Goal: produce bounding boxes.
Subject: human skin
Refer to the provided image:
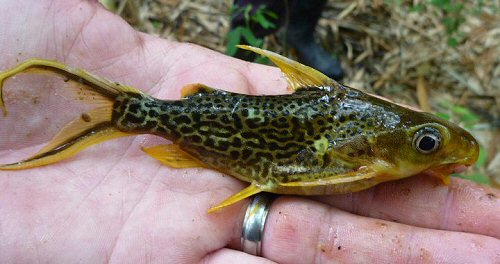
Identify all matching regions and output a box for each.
[0,1,499,263]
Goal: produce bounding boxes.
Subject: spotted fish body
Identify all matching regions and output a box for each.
[0,46,479,212]
[116,87,382,192]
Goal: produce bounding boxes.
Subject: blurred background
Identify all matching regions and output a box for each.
[99,0,499,188]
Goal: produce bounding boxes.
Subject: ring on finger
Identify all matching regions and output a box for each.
[241,193,274,256]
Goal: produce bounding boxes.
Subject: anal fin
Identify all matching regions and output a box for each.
[208,183,262,213]
[142,144,208,168]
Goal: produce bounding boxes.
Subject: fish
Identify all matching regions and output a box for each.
[0,45,479,212]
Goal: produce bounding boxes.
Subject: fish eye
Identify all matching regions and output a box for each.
[413,127,441,154]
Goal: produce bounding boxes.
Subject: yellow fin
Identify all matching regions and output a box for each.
[237,45,337,91]
[208,183,262,213]
[279,167,377,187]
[36,107,112,155]
[180,83,215,98]
[0,125,131,170]
[142,144,208,168]
[0,58,147,170]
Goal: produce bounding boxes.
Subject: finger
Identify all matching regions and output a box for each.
[314,175,500,239]
[201,248,276,264]
[257,197,500,264]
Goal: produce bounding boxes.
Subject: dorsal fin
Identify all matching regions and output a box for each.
[180,83,215,98]
[237,45,338,91]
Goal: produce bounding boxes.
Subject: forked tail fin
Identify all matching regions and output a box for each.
[0,59,143,170]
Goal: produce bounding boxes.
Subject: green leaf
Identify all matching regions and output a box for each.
[452,105,471,116]
[436,112,451,120]
[443,17,460,33]
[452,105,479,123]
[454,172,490,185]
[240,27,262,47]
[448,37,459,47]
[243,4,252,27]
[229,5,244,20]
[264,9,278,19]
[253,11,276,29]
[250,5,276,29]
[394,0,403,6]
[226,27,242,56]
[430,0,449,8]
[150,19,162,29]
[438,100,453,109]
[444,3,463,13]
[409,4,425,13]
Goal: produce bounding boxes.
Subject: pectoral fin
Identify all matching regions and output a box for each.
[142,144,208,168]
[208,182,262,213]
[236,45,337,91]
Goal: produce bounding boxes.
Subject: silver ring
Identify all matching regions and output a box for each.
[241,193,274,256]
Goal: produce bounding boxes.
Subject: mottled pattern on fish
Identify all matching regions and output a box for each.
[112,85,438,193]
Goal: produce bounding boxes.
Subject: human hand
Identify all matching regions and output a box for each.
[0,1,498,263]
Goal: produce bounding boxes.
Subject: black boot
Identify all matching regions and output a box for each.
[285,0,343,80]
[229,0,343,81]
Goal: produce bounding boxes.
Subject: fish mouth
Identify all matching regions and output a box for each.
[431,153,478,174]
[424,162,472,179]
[421,163,470,185]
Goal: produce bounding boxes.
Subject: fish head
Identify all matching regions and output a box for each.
[371,113,479,179]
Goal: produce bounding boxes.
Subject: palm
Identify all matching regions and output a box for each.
[0,1,283,262]
[1,1,499,264]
